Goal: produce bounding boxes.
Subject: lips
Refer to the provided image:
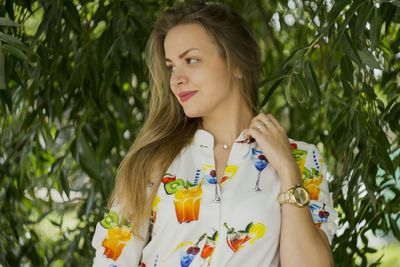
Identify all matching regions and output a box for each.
[178,91,198,102]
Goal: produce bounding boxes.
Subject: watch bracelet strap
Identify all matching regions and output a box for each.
[278,184,308,206]
[278,190,292,204]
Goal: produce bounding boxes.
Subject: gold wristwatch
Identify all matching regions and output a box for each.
[278,184,310,207]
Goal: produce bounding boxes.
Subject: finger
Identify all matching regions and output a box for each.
[247,125,265,140]
[243,129,256,140]
[262,114,280,128]
[252,119,269,133]
[266,114,285,132]
[254,113,275,129]
[255,115,279,133]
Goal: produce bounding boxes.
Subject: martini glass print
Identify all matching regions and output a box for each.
[204,169,220,202]
[250,148,268,191]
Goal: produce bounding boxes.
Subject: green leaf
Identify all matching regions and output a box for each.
[76,134,102,181]
[118,35,129,57]
[389,215,400,240]
[85,187,95,218]
[258,75,286,110]
[369,8,380,50]
[304,61,321,106]
[340,56,354,84]
[0,32,31,52]
[0,46,5,90]
[340,31,362,66]
[353,2,374,35]
[292,73,309,104]
[284,75,294,106]
[282,47,307,69]
[59,170,70,199]
[21,110,37,130]
[0,89,12,111]
[357,49,382,69]
[374,129,395,176]
[328,0,350,24]
[1,43,29,61]
[64,0,82,33]
[330,1,366,52]
[0,17,20,27]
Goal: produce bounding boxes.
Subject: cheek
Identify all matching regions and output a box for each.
[169,80,178,96]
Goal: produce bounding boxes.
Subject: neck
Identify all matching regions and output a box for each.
[201,103,254,147]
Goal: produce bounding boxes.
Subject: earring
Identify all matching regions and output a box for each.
[236,74,243,79]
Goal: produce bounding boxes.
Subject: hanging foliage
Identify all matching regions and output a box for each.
[0,0,399,266]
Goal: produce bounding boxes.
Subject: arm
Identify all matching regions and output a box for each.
[279,144,336,267]
[244,114,337,267]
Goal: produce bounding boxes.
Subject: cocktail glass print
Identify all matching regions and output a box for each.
[249,147,269,191]
[223,223,251,252]
[174,186,202,223]
[180,234,206,267]
[223,222,266,253]
[200,231,218,266]
[202,164,221,202]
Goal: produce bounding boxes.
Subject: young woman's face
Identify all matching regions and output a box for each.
[164,23,238,118]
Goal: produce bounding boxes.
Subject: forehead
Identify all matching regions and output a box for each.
[164,23,217,58]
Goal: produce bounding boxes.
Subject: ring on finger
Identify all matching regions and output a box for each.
[257,122,265,130]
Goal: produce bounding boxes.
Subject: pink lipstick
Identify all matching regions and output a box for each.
[178,91,198,102]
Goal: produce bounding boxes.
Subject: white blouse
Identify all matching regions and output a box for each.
[92,129,337,267]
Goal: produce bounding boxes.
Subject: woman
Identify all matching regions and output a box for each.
[92,2,337,266]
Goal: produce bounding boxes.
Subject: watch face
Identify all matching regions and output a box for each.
[293,187,309,205]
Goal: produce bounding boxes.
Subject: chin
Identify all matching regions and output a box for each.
[182,108,204,119]
[184,112,202,119]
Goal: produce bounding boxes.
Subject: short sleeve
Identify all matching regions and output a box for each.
[302,144,338,244]
[91,208,149,267]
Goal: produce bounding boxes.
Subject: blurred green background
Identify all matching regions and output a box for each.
[0,0,399,266]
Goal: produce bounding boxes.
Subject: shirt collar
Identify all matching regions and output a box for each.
[193,128,251,148]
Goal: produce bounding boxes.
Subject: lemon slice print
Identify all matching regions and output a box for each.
[248,223,266,244]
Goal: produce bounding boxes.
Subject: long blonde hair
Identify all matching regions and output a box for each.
[109,1,261,238]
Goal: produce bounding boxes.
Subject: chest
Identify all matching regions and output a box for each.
[213,147,230,183]
[146,157,282,267]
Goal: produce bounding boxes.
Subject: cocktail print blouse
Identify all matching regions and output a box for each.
[92,129,337,267]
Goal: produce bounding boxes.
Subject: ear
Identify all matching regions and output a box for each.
[233,66,243,79]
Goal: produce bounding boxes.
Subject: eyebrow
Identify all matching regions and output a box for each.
[165,48,199,62]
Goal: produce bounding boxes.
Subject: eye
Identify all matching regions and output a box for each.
[186,58,199,64]
[166,65,176,72]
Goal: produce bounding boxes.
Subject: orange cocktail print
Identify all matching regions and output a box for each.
[174,186,202,223]
[100,210,133,261]
[102,226,132,260]
[303,175,323,200]
[200,231,218,266]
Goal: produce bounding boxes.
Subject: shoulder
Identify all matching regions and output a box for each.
[288,138,321,156]
[288,138,318,150]
[288,138,326,176]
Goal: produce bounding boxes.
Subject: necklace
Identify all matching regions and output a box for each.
[222,144,228,150]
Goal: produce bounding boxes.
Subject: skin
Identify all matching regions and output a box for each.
[164,23,333,267]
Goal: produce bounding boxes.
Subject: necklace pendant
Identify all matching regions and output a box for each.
[222,144,228,150]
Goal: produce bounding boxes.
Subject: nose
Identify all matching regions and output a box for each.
[170,68,188,88]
